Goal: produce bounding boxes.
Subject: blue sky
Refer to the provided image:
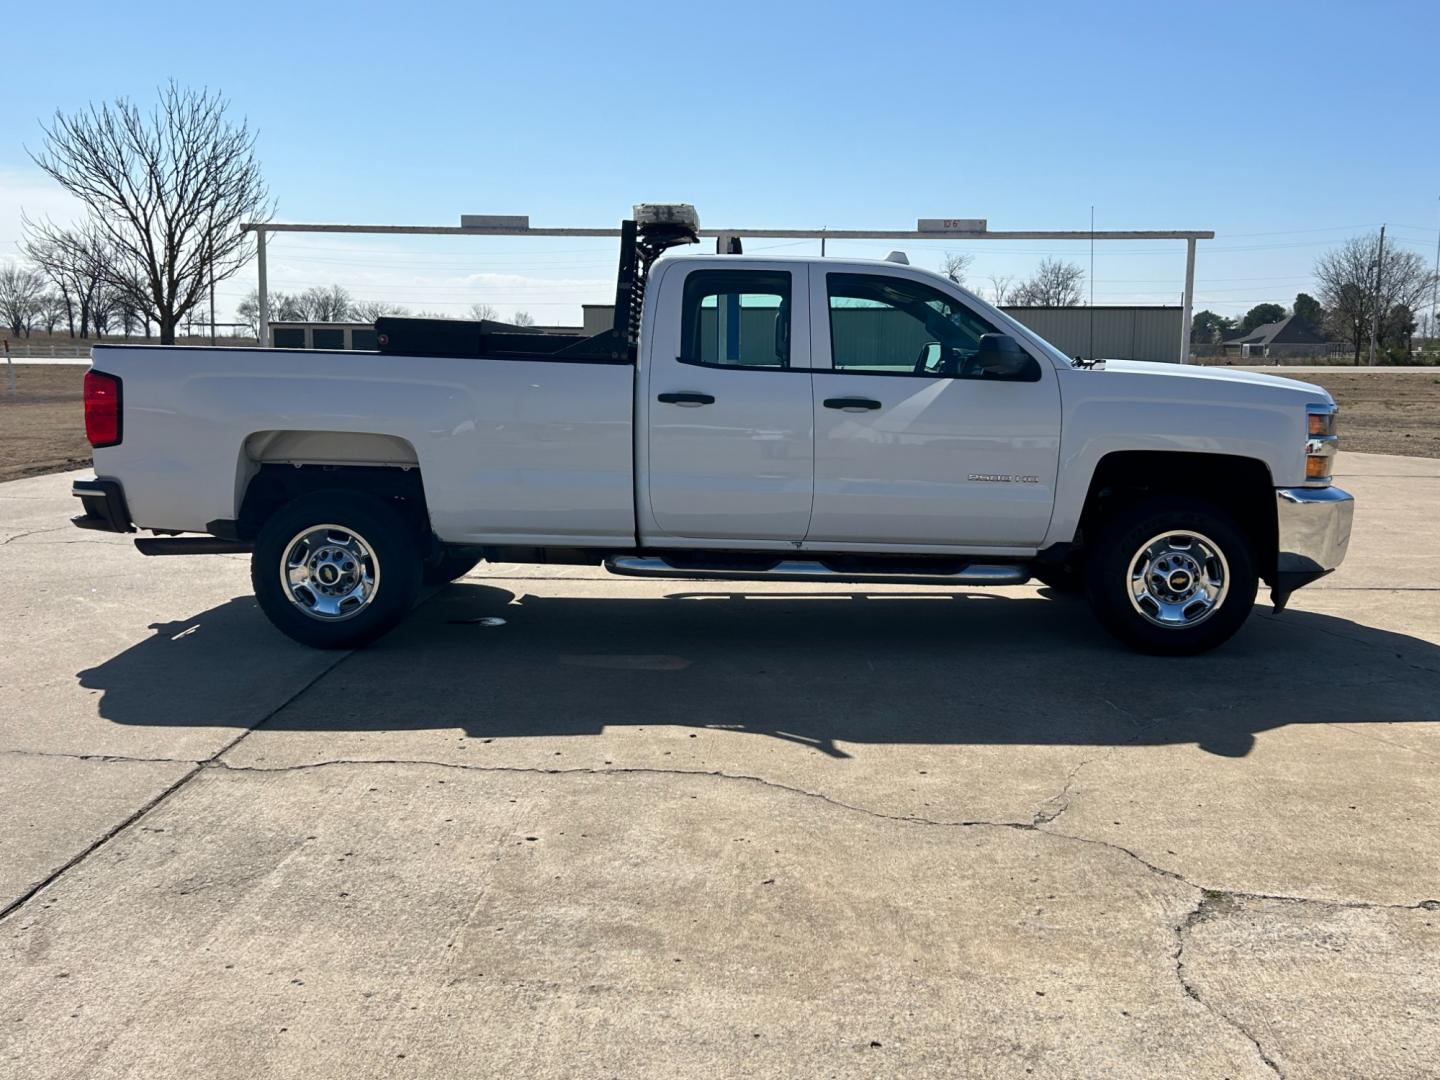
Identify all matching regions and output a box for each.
[2,0,1437,325]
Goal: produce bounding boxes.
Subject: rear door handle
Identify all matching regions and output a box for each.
[823,396,882,411]
[657,392,715,406]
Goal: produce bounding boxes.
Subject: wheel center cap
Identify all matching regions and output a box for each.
[1168,569,1192,592]
[317,563,340,585]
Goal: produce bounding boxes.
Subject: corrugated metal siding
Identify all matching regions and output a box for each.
[1002,307,1181,364]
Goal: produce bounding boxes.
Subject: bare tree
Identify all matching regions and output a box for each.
[294,285,353,322]
[0,263,46,337]
[468,302,498,322]
[25,82,271,344]
[35,292,68,334]
[90,284,120,339]
[24,235,80,335]
[1011,258,1085,306]
[511,311,537,327]
[351,299,410,322]
[236,291,263,336]
[24,223,124,338]
[939,252,973,287]
[988,273,1016,306]
[238,289,307,334]
[114,290,143,338]
[1314,233,1439,364]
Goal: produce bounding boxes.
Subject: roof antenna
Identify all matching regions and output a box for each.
[1088,205,1096,361]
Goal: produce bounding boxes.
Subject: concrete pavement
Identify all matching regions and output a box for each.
[2,455,1438,1078]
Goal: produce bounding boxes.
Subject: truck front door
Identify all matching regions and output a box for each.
[805,269,1061,549]
[640,263,814,543]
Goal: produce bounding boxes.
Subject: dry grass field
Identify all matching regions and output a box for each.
[2,362,1438,485]
[1,365,91,482]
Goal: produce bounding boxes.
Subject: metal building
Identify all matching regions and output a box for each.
[1003,306,1182,364]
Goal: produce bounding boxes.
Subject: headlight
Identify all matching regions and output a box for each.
[1305,404,1338,482]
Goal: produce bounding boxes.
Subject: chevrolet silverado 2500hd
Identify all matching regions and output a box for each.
[71,205,1353,655]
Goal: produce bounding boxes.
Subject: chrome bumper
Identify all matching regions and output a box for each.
[1271,486,1354,609]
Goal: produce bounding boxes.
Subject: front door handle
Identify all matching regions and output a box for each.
[823,396,882,412]
[657,392,715,406]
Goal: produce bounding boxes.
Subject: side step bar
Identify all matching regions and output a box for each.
[135,537,254,556]
[604,555,1029,587]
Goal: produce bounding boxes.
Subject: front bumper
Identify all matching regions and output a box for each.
[71,478,134,533]
[1271,485,1354,610]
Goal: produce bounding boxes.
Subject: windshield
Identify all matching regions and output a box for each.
[963,291,1073,368]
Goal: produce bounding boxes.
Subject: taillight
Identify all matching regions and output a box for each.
[84,370,122,448]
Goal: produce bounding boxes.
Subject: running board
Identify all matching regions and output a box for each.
[603,555,1030,587]
[135,536,254,556]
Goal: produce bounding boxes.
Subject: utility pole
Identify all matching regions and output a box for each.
[1088,205,1095,362]
[1430,197,1439,354]
[1368,224,1385,366]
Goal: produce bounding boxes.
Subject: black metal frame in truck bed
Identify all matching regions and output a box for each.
[373,215,700,363]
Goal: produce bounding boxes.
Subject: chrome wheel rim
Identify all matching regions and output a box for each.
[1127,530,1229,629]
[280,524,380,621]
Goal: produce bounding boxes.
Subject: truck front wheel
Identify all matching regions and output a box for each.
[251,491,422,649]
[1083,497,1258,656]
[423,547,483,586]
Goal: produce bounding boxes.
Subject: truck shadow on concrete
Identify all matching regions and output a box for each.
[78,582,1440,758]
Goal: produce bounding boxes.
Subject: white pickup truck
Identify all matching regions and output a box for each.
[72,205,1352,655]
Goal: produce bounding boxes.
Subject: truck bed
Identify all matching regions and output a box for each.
[88,344,638,547]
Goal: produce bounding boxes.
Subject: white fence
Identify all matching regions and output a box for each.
[5,342,93,359]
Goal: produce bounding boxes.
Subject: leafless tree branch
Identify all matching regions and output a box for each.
[25,82,271,344]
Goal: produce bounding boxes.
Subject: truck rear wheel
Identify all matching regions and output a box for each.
[1083,497,1258,656]
[251,491,422,649]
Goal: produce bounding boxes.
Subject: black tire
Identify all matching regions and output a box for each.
[251,490,422,649]
[1083,497,1258,656]
[1032,562,1082,594]
[423,547,483,586]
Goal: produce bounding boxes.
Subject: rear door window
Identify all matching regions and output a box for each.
[680,270,792,369]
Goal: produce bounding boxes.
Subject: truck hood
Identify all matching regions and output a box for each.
[1093,359,1333,403]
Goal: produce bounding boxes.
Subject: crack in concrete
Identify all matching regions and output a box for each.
[1174,892,1285,1078]
[0,651,354,926]
[1030,756,1093,826]
[9,735,1436,1071]
[0,525,76,546]
[1257,611,1440,680]
[1322,722,1440,763]
[0,747,201,766]
[209,755,1439,913]
[1028,695,1163,827]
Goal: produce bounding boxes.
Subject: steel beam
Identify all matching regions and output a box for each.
[1180,238,1197,365]
[241,222,1214,241]
[255,229,269,348]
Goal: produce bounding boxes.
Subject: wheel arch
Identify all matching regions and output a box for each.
[228,430,432,542]
[1074,450,1278,581]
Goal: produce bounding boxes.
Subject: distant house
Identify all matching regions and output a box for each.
[1223,316,1330,358]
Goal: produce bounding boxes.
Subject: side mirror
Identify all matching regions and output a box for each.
[974,333,1037,379]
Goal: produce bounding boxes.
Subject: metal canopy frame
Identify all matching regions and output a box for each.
[239,220,1213,362]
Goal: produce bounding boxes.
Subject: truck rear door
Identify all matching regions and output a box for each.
[638,262,814,543]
